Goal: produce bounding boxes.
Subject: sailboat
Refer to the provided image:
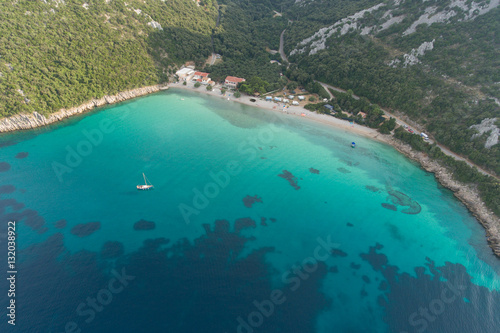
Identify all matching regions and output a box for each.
[137,173,154,190]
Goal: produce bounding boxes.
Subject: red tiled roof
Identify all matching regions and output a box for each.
[225,76,245,83]
[194,72,209,77]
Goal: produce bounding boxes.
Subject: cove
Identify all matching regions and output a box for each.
[0,89,499,333]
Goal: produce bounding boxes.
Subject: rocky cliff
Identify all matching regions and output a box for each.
[387,137,500,258]
[0,85,167,133]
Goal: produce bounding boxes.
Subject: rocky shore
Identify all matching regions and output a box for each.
[1,83,499,258]
[387,137,500,258]
[0,85,167,133]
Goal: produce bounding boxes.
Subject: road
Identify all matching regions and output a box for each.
[316,81,359,100]
[316,81,499,180]
[209,6,221,66]
[276,30,497,180]
[279,29,289,65]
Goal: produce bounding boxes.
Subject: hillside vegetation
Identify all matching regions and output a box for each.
[0,0,289,117]
[0,0,217,117]
[0,0,499,216]
[283,0,500,176]
[206,0,287,86]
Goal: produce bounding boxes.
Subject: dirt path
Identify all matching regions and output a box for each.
[316,81,360,100]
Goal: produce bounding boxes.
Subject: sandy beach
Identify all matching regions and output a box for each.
[170,82,500,257]
[169,81,388,144]
[1,81,498,256]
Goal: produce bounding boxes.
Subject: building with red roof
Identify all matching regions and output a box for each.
[194,72,209,79]
[224,76,245,89]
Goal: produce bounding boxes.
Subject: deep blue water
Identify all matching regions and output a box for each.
[0,89,499,332]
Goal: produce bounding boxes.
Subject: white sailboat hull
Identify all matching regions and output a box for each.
[137,173,153,190]
[136,185,153,190]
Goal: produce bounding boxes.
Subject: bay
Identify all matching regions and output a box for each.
[0,89,499,332]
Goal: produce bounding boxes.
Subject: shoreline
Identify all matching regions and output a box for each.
[172,83,500,258]
[387,138,500,257]
[1,82,499,257]
[0,84,167,133]
[170,83,388,143]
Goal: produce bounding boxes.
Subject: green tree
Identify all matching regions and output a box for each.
[287,81,298,90]
[386,117,397,131]
[206,84,213,91]
[194,82,201,88]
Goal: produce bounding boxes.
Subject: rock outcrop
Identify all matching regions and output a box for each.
[387,137,500,257]
[0,85,167,133]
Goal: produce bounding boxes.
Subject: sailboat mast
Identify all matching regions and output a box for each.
[143,173,147,185]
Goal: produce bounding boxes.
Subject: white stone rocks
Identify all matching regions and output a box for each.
[0,85,165,133]
[470,118,499,149]
[291,3,386,56]
[148,21,163,30]
[402,39,435,67]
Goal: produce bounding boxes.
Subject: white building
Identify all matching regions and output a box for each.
[176,68,195,81]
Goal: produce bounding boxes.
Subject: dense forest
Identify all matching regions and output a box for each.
[0,0,217,117]
[206,0,287,87]
[281,0,500,176]
[0,0,290,117]
[0,1,498,214]
[276,0,500,216]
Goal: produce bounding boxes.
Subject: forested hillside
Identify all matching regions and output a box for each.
[281,0,500,175]
[0,0,289,118]
[206,0,287,87]
[0,0,217,117]
[1,0,499,178]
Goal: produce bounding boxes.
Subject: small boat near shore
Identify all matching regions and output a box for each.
[137,173,154,190]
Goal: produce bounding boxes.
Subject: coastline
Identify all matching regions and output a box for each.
[170,83,500,258]
[388,138,500,257]
[0,84,167,133]
[1,82,499,257]
[169,83,388,143]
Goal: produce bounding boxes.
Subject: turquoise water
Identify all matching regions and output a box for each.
[0,89,499,332]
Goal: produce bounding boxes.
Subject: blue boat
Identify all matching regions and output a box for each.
[351,142,356,148]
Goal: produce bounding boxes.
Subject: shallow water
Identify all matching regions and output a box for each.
[0,90,499,332]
